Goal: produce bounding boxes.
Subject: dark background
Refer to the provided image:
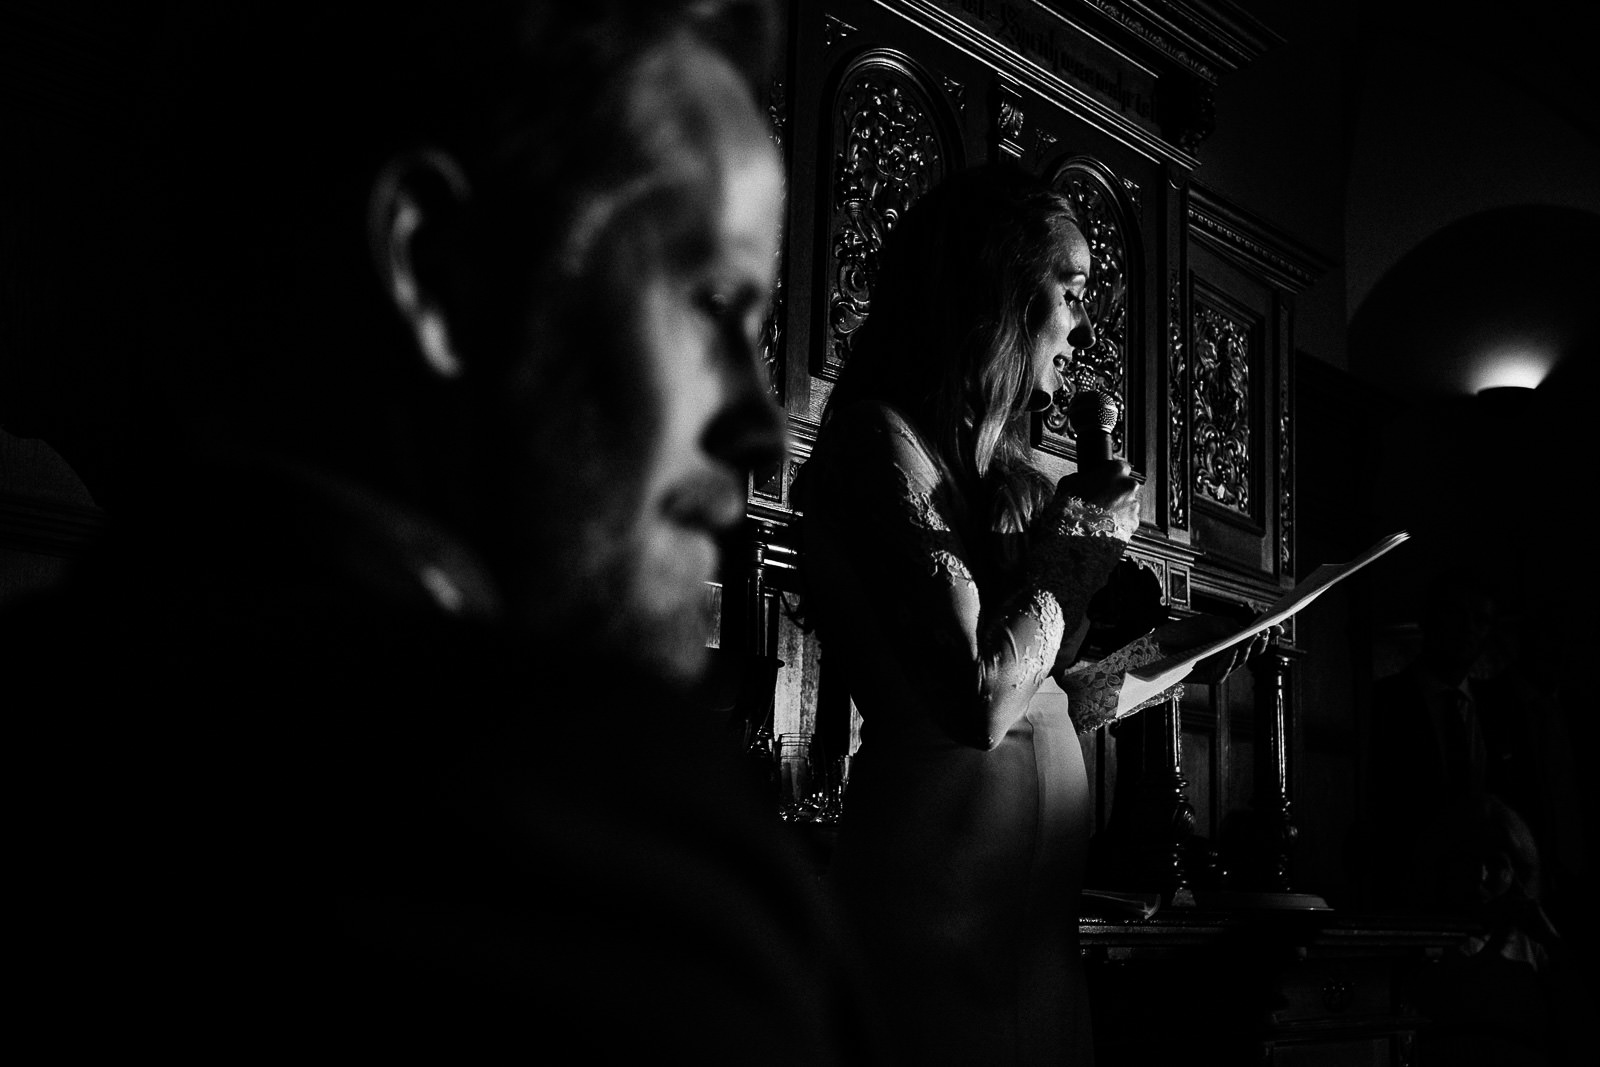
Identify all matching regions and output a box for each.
[3,0,1595,907]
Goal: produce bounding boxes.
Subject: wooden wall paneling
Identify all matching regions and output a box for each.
[1187,697,1216,843]
[872,0,1227,170]
[1170,180,1327,893]
[779,0,820,430]
[1180,180,1326,595]
[812,46,961,391]
[1187,259,1275,579]
[802,1,997,427]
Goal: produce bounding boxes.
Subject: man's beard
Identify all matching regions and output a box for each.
[507,506,717,693]
[495,373,722,692]
[604,574,717,691]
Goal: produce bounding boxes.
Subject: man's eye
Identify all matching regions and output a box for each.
[694,282,770,355]
[696,289,731,319]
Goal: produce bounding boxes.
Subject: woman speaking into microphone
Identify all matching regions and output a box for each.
[793,161,1259,1065]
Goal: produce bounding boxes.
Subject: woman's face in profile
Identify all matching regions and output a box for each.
[1029,222,1096,398]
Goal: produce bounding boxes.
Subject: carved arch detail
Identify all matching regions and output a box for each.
[816,50,957,382]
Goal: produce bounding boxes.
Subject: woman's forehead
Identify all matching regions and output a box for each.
[1059,220,1092,272]
[1045,219,1092,279]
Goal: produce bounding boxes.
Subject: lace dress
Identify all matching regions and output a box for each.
[800,402,1172,1066]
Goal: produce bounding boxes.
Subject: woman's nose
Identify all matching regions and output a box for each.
[1068,320,1096,352]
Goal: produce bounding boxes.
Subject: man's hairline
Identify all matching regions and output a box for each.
[548,33,766,284]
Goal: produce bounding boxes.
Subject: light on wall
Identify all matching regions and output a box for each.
[1464,339,1557,393]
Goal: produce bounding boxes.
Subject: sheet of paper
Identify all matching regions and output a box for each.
[1114,530,1411,715]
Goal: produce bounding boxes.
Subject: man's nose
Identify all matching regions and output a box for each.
[703,349,786,476]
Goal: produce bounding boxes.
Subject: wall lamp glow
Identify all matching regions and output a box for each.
[1466,341,1555,394]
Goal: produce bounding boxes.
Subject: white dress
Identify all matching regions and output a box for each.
[800,401,1172,1065]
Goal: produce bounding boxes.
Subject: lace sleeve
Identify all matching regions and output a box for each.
[1054,632,1183,731]
[808,404,1130,749]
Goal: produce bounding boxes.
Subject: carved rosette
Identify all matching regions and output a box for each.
[1043,165,1130,453]
[1191,300,1252,514]
[822,12,857,52]
[1121,175,1142,222]
[997,97,1026,160]
[1167,271,1188,529]
[1160,77,1217,155]
[941,75,967,114]
[822,63,944,379]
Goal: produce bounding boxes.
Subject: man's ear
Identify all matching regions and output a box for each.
[367,150,474,379]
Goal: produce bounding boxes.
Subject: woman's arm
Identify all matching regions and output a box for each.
[813,405,1131,749]
[1052,615,1277,731]
[1052,631,1173,731]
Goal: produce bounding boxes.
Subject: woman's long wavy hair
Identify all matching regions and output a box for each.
[818,162,1085,540]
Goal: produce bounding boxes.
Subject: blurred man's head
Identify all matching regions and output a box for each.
[146,1,785,683]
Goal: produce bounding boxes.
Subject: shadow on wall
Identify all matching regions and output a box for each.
[1348,205,1597,559]
[1347,203,1597,730]
[1349,205,1599,403]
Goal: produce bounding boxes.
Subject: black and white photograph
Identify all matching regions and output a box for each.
[4,2,1593,1063]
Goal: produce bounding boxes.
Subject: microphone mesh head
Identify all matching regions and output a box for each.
[1066,387,1119,435]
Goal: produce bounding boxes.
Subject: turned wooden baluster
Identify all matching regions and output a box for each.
[1157,688,1197,906]
[1103,687,1196,906]
[1250,634,1299,891]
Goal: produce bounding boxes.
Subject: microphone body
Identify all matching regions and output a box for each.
[1063,386,1166,653]
[1066,388,1118,478]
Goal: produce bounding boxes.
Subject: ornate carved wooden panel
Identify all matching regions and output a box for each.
[1178,182,1324,590]
[816,49,958,382]
[1190,286,1260,520]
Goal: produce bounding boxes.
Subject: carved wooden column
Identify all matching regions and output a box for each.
[1156,691,1198,906]
[1251,637,1300,891]
[734,526,784,799]
[1102,689,1196,906]
[1222,636,1302,892]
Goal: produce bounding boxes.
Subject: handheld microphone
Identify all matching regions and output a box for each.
[1063,385,1165,652]
[1065,386,1119,474]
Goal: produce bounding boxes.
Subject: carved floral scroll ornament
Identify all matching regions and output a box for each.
[826,73,942,376]
[1191,302,1252,513]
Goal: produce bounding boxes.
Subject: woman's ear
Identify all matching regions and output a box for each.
[367,150,474,379]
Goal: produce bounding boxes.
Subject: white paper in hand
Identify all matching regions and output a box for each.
[1114,531,1411,716]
